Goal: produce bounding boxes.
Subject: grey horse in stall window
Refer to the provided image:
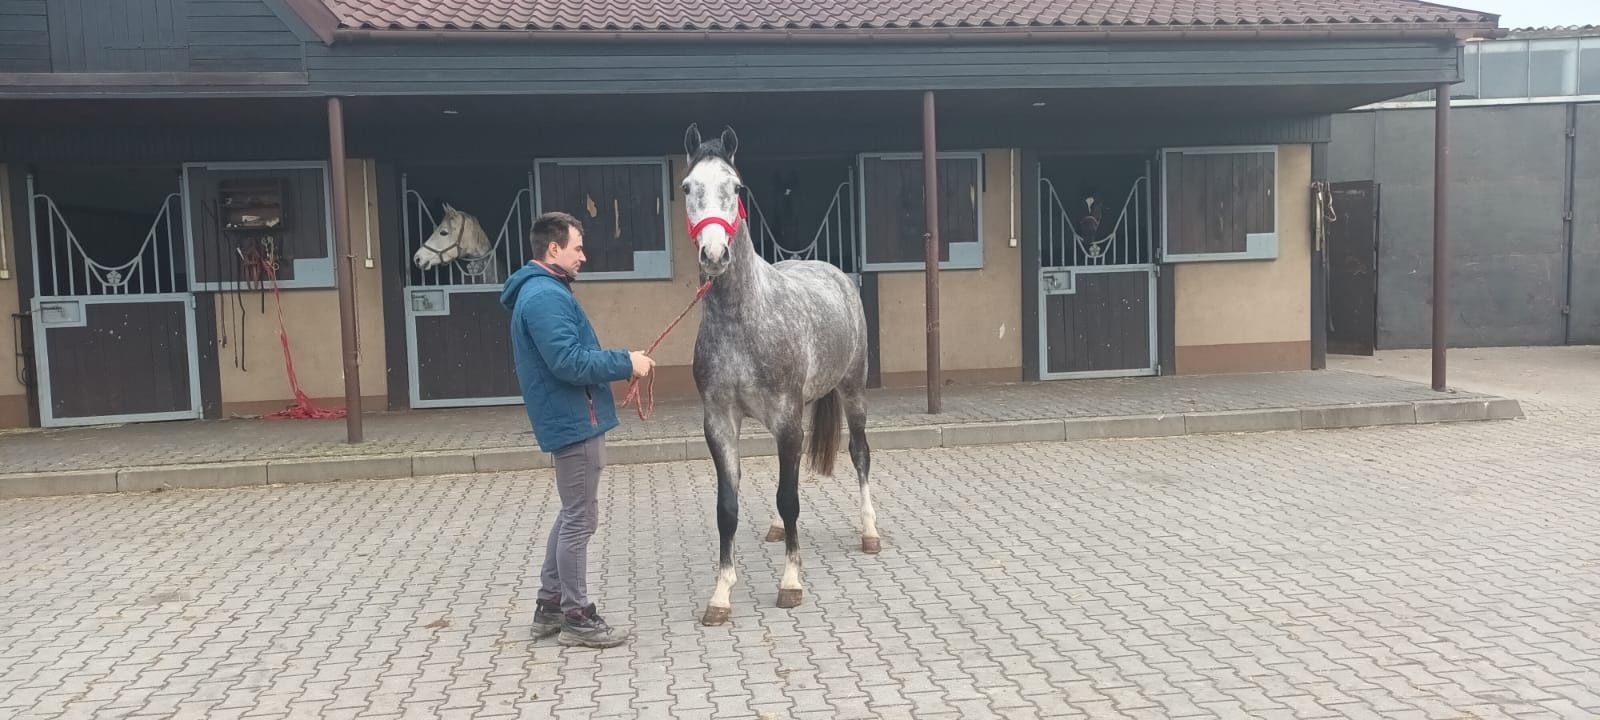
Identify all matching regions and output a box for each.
[679,123,881,626]
[412,202,501,282]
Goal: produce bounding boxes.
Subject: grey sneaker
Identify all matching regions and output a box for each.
[531,598,563,639]
[558,604,629,648]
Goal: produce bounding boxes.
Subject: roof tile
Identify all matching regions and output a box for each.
[323,0,1497,32]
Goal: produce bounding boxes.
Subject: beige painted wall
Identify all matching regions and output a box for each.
[877,149,1023,382]
[215,159,388,413]
[0,166,27,427]
[1173,144,1312,374]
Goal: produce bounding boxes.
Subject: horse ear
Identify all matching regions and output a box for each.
[442,202,456,215]
[720,126,738,161]
[683,123,702,156]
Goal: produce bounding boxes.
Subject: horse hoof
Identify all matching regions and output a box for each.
[701,606,731,626]
[765,525,786,542]
[862,537,881,554]
[776,588,803,608]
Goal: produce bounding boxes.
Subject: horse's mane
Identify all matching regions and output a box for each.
[689,139,736,170]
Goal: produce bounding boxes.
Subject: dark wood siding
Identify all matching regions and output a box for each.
[1163,148,1274,256]
[185,165,329,286]
[5,0,301,74]
[0,0,50,71]
[861,155,977,266]
[1045,270,1151,374]
[413,291,518,402]
[187,0,302,72]
[535,160,664,275]
[44,299,192,418]
[305,40,1463,96]
[47,0,192,72]
[0,122,326,163]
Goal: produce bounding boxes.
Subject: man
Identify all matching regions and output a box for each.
[500,211,655,648]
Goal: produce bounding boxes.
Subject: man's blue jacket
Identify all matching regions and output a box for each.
[501,261,633,453]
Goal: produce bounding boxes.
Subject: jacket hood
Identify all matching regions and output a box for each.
[500,261,565,311]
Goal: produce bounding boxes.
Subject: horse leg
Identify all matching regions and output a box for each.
[701,406,743,626]
[773,411,806,608]
[765,517,785,543]
[843,383,880,554]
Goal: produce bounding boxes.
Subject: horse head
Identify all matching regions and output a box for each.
[413,202,491,271]
[681,123,744,278]
[1077,186,1103,242]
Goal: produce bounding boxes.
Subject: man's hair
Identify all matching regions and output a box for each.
[530,212,582,260]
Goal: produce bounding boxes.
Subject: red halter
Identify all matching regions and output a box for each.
[687,196,747,246]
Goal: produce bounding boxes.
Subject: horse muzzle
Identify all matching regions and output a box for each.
[698,244,731,277]
[413,247,450,270]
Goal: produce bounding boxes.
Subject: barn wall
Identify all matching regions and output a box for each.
[557,148,1024,402]
[877,148,1022,385]
[1573,103,1600,345]
[0,0,50,72]
[0,164,27,427]
[305,39,1462,97]
[1329,104,1579,349]
[0,0,306,74]
[214,158,387,415]
[1173,143,1313,373]
[570,155,715,404]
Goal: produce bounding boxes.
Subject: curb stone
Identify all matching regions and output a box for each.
[0,396,1523,500]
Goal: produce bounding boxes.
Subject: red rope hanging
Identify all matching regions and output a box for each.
[242,246,347,421]
[621,280,712,420]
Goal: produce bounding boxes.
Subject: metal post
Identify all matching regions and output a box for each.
[328,96,364,442]
[921,90,942,414]
[1431,82,1449,392]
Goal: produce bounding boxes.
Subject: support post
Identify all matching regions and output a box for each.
[1431,82,1449,392]
[921,90,942,414]
[328,96,364,442]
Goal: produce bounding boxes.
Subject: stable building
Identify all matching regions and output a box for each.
[0,0,1501,430]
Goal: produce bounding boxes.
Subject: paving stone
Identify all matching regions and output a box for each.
[411,452,477,477]
[1062,414,1184,440]
[265,455,413,485]
[117,462,265,492]
[942,419,1064,447]
[1299,402,1417,430]
[1,349,1586,719]
[1183,408,1301,435]
[0,470,117,499]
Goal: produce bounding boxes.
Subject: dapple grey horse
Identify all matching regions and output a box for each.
[412,203,501,282]
[680,124,881,626]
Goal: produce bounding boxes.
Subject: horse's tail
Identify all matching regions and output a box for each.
[807,390,842,477]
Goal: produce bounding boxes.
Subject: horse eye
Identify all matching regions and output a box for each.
[439,230,449,235]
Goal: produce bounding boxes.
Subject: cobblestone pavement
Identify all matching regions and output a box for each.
[1,369,1483,474]
[2,349,1597,719]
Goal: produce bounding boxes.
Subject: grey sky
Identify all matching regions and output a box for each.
[1442,0,1597,29]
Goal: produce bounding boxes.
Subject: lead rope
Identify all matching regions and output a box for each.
[621,279,713,420]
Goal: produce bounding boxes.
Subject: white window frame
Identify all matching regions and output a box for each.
[1159,145,1280,263]
[857,151,984,272]
[532,156,672,281]
[181,160,337,291]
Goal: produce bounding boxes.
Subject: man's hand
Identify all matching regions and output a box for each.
[630,351,656,379]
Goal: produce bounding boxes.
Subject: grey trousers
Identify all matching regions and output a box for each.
[538,434,605,613]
